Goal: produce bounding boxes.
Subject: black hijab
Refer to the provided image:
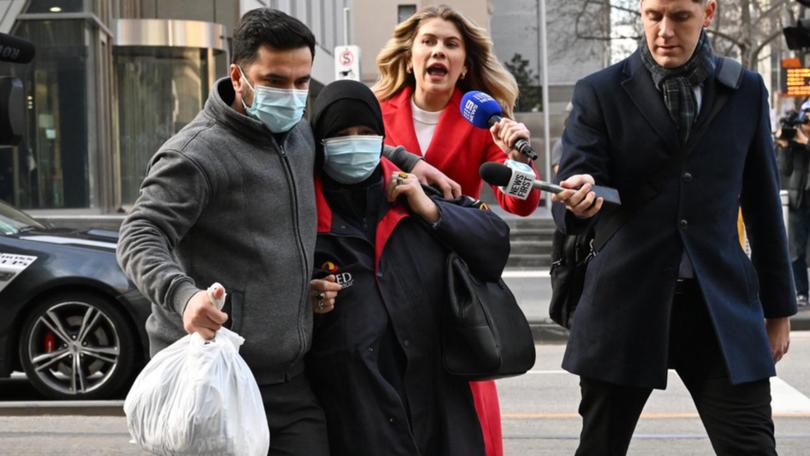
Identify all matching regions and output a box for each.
[310,79,386,167]
[311,80,388,230]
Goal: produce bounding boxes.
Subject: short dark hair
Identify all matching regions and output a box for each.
[232,8,316,65]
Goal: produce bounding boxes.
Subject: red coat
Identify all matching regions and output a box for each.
[379,85,541,216]
[381,86,537,456]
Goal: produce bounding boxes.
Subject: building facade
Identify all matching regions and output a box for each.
[0,0,576,211]
[351,0,490,85]
[0,0,355,211]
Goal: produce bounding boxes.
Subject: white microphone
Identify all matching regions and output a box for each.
[479,162,621,205]
[481,160,554,200]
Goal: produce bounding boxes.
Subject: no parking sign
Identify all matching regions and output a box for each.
[334,45,361,81]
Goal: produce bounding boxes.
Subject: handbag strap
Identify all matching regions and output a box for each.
[592,57,742,252]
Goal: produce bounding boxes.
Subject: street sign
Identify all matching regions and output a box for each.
[783,57,802,69]
[784,66,810,97]
[334,45,360,81]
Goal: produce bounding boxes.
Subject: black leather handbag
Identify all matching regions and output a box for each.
[442,252,536,381]
[548,228,595,329]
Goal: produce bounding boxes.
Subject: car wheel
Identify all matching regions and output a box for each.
[18,292,138,400]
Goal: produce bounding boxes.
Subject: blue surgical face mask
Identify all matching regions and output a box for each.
[239,67,308,133]
[322,135,384,184]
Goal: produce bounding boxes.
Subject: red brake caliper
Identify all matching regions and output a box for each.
[43,332,56,353]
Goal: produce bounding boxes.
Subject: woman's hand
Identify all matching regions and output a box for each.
[310,275,341,314]
[386,171,440,224]
[491,118,532,163]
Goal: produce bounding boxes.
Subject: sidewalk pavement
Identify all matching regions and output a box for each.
[505,272,810,343]
[28,207,810,341]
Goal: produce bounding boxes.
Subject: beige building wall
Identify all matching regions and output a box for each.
[353,0,491,84]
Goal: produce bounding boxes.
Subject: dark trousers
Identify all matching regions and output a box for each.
[260,373,329,456]
[789,204,810,295]
[575,281,776,456]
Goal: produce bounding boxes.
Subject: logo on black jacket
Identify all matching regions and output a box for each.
[321,261,354,289]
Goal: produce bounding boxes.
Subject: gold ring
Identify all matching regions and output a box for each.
[396,172,408,186]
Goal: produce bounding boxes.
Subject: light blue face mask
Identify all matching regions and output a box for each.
[322,135,384,184]
[239,67,308,133]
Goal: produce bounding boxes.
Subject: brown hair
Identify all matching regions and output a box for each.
[373,5,518,117]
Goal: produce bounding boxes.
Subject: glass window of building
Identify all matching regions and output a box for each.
[0,19,92,208]
[115,46,224,205]
[114,19,228,206]
[398,4,416,23]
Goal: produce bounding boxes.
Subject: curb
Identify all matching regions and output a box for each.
[530,322,569,344]
[530,309,810,343]
[0,400,124,416]
[791,311,810,331]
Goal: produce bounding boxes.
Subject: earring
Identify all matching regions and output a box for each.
[460,71,467,80]
[406,64,413,74]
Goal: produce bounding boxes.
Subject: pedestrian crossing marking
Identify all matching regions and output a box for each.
[502,270,549,278]
[506,371,810,417]
[502,412,810,420]
[771,377,810,414]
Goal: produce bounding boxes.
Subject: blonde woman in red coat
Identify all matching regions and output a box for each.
[373,5,542,455]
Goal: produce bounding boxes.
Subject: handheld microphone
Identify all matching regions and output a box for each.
[0,33,34,64]
[479,162,622,206]
[460,91,538,161]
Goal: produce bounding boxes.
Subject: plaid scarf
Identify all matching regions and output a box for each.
[639,30,715,143]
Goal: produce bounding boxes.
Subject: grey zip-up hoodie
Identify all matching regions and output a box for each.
[117,78,317,384]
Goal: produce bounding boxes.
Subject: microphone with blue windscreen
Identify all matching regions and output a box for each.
[460,91,538,161]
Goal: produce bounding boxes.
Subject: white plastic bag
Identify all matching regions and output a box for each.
[124,284,269,456]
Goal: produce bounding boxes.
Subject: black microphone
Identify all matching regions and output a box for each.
[0,33,35,64]
[460,91,538,161]
[479,162,622,206]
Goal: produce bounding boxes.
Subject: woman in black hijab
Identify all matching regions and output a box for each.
[306,80,510,456]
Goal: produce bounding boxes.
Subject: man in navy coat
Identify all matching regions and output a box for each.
[552,0,796,454]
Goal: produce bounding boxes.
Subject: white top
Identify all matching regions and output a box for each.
[410,97,444,155]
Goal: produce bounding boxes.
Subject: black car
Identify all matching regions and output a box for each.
[0,200,150,399]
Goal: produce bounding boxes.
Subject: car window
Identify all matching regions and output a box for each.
[0,200,45,234]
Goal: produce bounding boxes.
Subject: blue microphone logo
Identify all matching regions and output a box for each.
[460,90,503,129]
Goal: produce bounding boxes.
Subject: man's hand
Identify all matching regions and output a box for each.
[310,275,341,314]
[409,160,461,199]
[765,317,790,363]
[183,288,228,339]
[551,174,604,218]
[490,118,532,164]
[387,171,440,223]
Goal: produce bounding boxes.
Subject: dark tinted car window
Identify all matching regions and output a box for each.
[0,200,45,234]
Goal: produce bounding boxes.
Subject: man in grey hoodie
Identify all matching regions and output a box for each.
[116,8,451,455]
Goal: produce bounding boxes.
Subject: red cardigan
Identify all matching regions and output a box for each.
[379,86,541,216]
